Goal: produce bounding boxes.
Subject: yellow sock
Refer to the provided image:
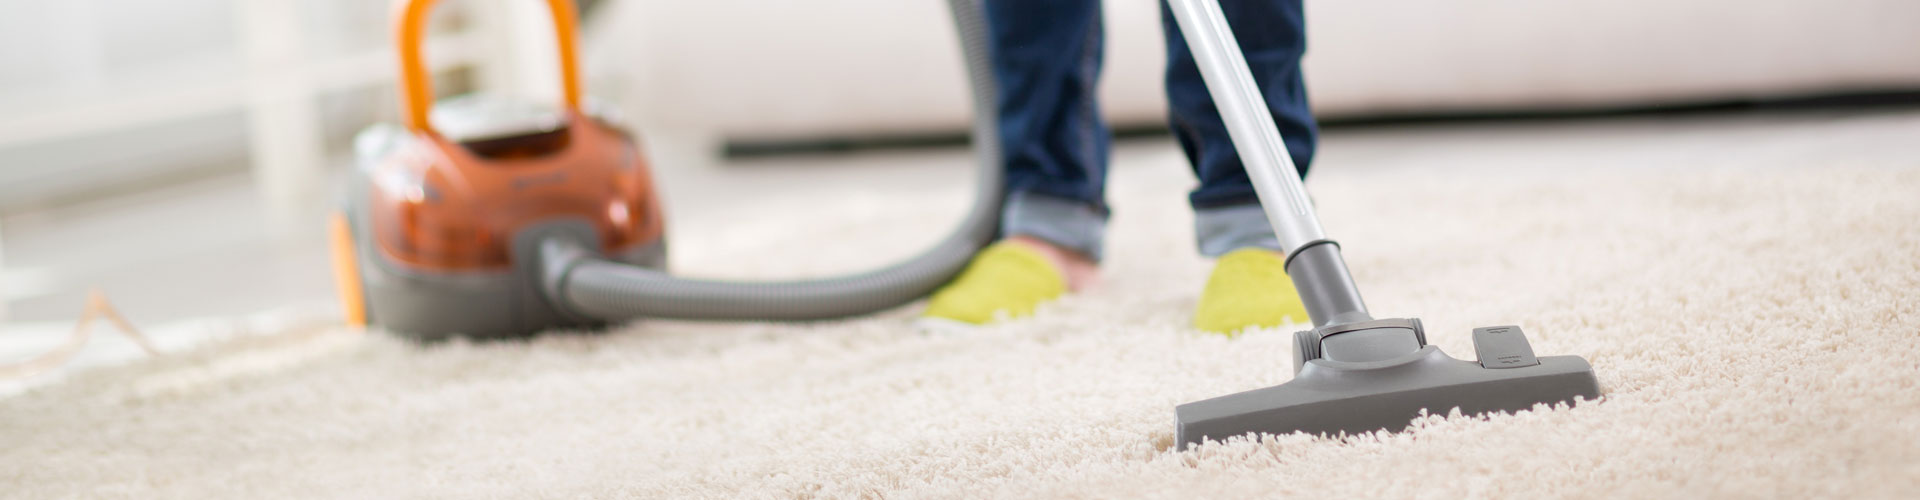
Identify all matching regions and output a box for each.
[1194,248,1311,335]
[922,242,1068,325]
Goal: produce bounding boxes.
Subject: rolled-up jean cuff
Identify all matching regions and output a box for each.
[1002,190,1107,261]
[1195,203,1282,257]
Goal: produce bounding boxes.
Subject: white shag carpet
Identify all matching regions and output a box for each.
[5,159,1919,498]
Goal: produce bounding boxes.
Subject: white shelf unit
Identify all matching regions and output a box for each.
[0,0,564,217]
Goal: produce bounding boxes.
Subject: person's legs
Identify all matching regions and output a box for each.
[1161,0,1316,333]
[924,0,1107,326]
[1161,0,1315,257]
[989,0,1112,262]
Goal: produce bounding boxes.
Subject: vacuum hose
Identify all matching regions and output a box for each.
[537,0,1002,321]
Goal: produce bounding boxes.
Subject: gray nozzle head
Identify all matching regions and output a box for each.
[1175,322,1600,450]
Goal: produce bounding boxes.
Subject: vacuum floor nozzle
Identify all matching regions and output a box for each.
[1175,321,1600,450]
[1162,0,1603,451]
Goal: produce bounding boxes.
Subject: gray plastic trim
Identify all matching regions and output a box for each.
[1177,342,1602,449]
[344,166,601,339]
[1473,325,1542,369]
[1283,243,1370,327]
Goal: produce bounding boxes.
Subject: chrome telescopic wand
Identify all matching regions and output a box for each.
[1166,0,1370,327]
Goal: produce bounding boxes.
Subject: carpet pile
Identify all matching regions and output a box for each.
[5,162,1917,498]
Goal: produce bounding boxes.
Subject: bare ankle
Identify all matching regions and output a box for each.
[1005,235,1099,291]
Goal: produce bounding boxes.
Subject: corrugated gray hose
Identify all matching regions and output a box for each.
[538,0,1003,321]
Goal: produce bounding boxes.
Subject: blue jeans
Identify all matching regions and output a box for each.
[987,0,1317,260]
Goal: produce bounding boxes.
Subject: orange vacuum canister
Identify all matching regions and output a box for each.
[330,0,665,338]
[334,0,1008,339]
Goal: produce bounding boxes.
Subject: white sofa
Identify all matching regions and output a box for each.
[586,0,1920,142]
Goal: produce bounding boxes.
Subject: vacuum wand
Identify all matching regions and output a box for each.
[1166,0,1368,328]
[1164,0,1602,449]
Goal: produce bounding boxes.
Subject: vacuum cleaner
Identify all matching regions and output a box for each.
[329,0,1006,339]
[329,0,1599,446]
[1164,0,1601,448]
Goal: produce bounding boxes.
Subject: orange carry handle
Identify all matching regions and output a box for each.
[395,0,585,134]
